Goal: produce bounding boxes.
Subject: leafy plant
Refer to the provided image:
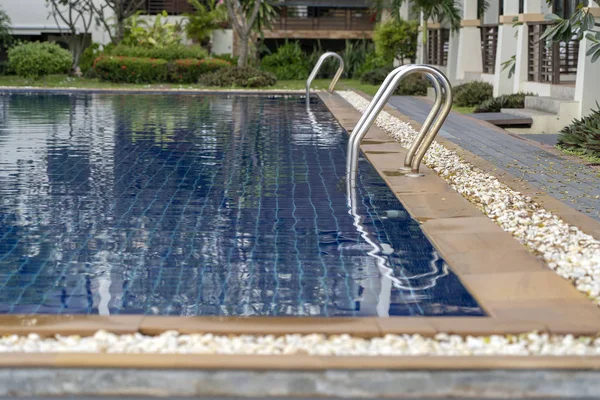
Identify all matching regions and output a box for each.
[8,41,72,79]
[453,81,493,107]
[214,53,239,65]
[557,105,600,156]
[395,73,430,95]
[93,56,169,83]
[359,67,393,85]
[79,42,104,73]
[341,40,373,79]
[0,7,12,49]
[110,44,208,60]
[355,52,392,79]
[90,0,146,44]
[261,41,308,80]
[370,0,461,45]
[185,0,228,46]
[473,92,534,113]
[360,68,429,95]
[122,11,184,48]
[199,66,276,87]
[169,58,231,83]
[540,3,600,63]
[373,19,418,64]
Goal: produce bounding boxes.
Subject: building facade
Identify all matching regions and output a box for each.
[416,0,600,130]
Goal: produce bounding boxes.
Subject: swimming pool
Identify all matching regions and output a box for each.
[0,93,483,317]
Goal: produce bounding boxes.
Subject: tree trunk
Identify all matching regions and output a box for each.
[115,19,125,43]
[237,35,249,67]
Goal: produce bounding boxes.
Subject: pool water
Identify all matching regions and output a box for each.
[0,93,483,317]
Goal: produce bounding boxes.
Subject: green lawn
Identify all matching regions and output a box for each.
[0,75,381,94]
[557,146,600,164]
[0,75,477,116]
[452,106,476,114]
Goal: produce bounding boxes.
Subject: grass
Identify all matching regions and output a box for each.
[452,105,476,114]
[556,146,600,164]
[0,75,381,94]
[0,75,476,114]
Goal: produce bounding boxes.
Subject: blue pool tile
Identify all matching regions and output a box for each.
[0,93,484,317]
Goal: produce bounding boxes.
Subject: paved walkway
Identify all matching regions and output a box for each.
[388,96,600,221]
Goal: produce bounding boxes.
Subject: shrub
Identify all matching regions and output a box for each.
[557,106,600,156]
[8,41,72,79]
[261,42,308,80]
[122,11,183,48]
[373,19,418,64]
[93,56,169,83]
[360,67,392,85]
[453,81,493,107]
[395,73,429,96]
[169,58,230,83]
[199,67,276,88]
[214,53,239,65]
[360,68,429,95]
[79,42,103,74]
[473,92,534,113]
[356,52,391,79]
[110,44,208,61]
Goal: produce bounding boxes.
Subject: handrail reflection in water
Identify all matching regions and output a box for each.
[345,171,449,316]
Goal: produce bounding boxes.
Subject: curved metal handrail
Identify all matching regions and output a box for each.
[306,52,344,105]
[346,66,444,175]
[346,65,452,183]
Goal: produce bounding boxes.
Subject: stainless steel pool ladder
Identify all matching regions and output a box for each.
[306,52,344,106]
[346,65,452,184]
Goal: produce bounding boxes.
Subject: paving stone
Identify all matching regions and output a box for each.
[388,96,600,221]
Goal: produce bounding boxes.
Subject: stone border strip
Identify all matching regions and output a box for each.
[5,353,600,370]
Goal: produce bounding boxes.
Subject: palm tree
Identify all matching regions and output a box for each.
[371,0,461,43]
[0,7,12,49]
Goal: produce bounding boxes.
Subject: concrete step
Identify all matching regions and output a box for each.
[524,96,579,115]
[501,107,560,134]
[468,112,532,128]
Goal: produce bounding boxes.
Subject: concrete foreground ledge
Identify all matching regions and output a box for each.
[2,368,600,399]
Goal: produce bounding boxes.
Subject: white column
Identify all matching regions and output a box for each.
[399,2,412,20]
[455,0,483,81]
[417,12,426,64]
[512,0,546,92]
[574,6,600,118]
[493,0,519,96]
[446,30,460,84]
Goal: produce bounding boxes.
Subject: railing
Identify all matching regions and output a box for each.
[527,21,579,84]
[306,52,344,106]
[132,0,194,15]
[426,28,450,66]
[347,64,452,182]
[480,24,498,74]
[274,7,375,31]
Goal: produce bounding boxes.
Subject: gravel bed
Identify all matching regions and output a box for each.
[338,91,600,305]
[2,330,600,356]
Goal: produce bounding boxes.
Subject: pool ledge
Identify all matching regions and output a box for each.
[317,91,600,338]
